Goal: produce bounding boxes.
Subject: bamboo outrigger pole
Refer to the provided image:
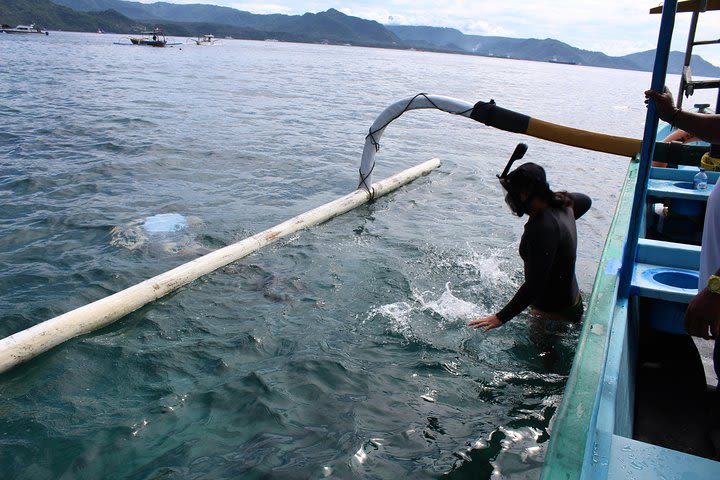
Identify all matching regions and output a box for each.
[0,159,440,374]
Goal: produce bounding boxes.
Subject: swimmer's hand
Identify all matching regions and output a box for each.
[468,315,502,332]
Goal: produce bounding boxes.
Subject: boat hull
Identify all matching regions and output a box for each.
[129,38,166,47]
[1,28,48,35]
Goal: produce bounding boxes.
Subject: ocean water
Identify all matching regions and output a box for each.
[1,31,710,479]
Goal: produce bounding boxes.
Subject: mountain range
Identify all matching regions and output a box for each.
[3,0,720,76]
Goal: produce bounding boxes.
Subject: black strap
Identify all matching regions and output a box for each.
[471,99,530,134]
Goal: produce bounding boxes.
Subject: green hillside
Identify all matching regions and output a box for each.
[388,24,720,76]
[51,0,401,45]
[5,0,720,75]
[0,0,136,32]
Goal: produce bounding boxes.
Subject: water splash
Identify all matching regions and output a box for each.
[429,243,517,287]
[456,244,516,286]
[420,283,486,327]
[366,282,486,346]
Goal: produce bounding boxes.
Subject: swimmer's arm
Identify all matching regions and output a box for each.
[494,278,543,323]
[569,192,592,219]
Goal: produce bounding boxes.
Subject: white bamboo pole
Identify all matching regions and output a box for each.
[0,159,440,374]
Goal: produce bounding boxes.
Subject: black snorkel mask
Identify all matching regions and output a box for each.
[497,143,529,217]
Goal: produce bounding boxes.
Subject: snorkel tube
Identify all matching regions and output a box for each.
[498,143,529,217]
[499,143,529,177]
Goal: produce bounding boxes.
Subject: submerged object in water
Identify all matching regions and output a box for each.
[111,213,204,254]
[142,213,188,233]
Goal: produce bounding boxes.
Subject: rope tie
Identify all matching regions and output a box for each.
[368,127,381,152]
[358,162,376,199]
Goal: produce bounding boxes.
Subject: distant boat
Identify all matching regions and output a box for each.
[128,30,168,47]
[1,23,49,35]
[187,34,220,46]
[548,56,578,65]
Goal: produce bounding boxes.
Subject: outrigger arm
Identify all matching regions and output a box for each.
[359,93,716,189]
[359,94,646,189]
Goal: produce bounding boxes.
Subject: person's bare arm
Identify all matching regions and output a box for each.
[645,88,720,144]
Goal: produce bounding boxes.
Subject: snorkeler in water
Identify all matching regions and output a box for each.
[468,144,591,332]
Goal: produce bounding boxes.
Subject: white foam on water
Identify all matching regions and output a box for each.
[455,245,516,286]
[418,283,486,326]
[362,247,526,357]
[367,283,489,346]
[370,300,415,338]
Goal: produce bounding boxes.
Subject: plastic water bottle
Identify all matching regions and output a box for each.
[693,168,708,190]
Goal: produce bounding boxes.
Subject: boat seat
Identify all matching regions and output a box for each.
[631,259,697,333]
[636,238,701,270]
[647,178,715,201]
[647,166,719,202]
[631,263,698,303]
[633,236,701,335]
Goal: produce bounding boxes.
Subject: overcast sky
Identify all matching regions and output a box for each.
[138,1,720,64]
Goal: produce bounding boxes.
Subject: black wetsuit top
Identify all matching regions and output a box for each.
[496,193,592,323]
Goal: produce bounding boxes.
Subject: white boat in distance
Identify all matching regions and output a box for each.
[1,23,49,35]
[187,34,220,46]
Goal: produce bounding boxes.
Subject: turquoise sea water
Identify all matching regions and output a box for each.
[2,31,711,479]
